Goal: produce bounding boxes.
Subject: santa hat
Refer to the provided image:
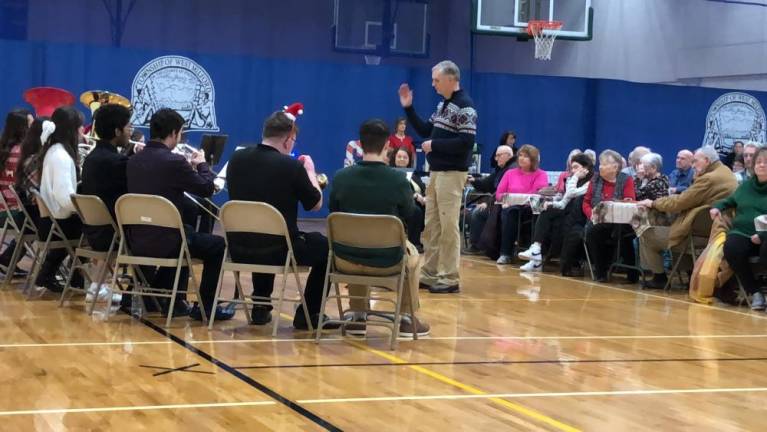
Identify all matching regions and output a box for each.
[283,102,304,122]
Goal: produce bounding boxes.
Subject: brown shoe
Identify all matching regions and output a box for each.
[398,315,430,337]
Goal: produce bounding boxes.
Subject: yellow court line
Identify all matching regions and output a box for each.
[461,256,767,321]
[298,386,767,404]
[0,341,172,349]
[0,401,277,417]
[344,340,581,432]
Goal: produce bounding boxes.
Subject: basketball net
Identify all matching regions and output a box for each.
[527,20,563,61]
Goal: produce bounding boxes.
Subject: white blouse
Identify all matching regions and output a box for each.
[39,143,77,219]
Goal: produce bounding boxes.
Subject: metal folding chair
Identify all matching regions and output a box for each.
[0,189,36,288]
[316,213,414,350]
[664,208,712,291]
[208,201,312,334]
[111,194,206,327]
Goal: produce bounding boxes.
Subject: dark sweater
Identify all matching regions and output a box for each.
[473,163,512,194]
[404,89,477,172]
[714,175,767,238]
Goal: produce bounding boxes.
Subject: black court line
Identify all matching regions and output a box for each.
[232,356,767,370]
[139,363,215,377]
[131,313,343,432]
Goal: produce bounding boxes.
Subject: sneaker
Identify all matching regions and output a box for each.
[518,244,541,261]
[751,292,766,311]
[520,260,542,273]
[398,315,430,337]
[496,255,513,265]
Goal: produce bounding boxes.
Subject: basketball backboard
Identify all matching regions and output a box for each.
[333,0,430,58]
[473,0,593,41]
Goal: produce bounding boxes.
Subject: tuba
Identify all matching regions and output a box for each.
[23,87,76,117]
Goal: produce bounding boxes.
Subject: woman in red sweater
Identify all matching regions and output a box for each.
[0,109,31,273]
[582,149,637,282]
[388,117,415,155]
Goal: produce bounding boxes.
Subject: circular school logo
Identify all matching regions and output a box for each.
[702,92,765,157]
[130,55,219,132]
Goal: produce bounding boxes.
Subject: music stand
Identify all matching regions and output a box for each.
[201,134,227,166]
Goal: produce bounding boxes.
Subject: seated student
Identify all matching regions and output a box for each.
[583,149,637,283]
[35,107,85,292]
[711,146,767,310]
[389,146,426,251]
[330,119,430,337]
[0,109,30,276]
[463,144,515,255]
[226,111,338,330]
[80,104,132,251]
[637,147,736,289]
[494,144,548,264]
[126,108,233,321]
[517,153,594,272]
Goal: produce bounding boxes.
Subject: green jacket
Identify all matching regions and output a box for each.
[714,175,767,238]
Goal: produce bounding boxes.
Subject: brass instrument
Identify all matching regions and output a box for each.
[79,90,142,157]
[23,87,76,117]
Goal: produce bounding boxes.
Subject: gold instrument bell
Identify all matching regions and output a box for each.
[80,90,132,142]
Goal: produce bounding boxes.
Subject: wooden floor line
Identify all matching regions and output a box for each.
[232,355,767,370]
[0,401,277,417]
[0,341,172,348]
[297,386,767,404]
[344,339,581,432]
[422,297,664,302]
[461,256,767,321]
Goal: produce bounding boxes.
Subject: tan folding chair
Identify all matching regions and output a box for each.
[23,190,79,297]
[316,213,415,350]
[111,194,206,327]
[59,194,122,314]
[664,207,713,291]
[0,190,37,289]
[209,201,312,333]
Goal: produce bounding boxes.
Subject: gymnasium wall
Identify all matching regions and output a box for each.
[0,0,764,216]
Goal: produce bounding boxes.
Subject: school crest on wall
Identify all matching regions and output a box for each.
[130,55,219,132]
[702,92,765,157]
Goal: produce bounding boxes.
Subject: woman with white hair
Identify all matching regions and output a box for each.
[635,152,669,201]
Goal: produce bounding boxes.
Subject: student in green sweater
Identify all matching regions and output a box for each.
[711,146,767,311]
[328,119,430,337]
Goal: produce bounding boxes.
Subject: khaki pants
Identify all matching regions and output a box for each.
[639,226,677,273]
[421,171,467,286]
[340,242,421,315]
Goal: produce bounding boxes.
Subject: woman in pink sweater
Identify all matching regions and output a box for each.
[495,144,549,264]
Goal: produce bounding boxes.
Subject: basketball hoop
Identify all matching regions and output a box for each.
[526,20,563,61]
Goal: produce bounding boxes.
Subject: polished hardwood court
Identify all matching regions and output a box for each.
[1,247,766,431]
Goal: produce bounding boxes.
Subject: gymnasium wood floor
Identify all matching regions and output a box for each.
[2,233,766,431]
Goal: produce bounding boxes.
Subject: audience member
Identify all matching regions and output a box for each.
[491,131,518,169]
[637,146,736,288]
[723,140,744,169]
[622,146,650,177]
[584,150,637,282]
[555,149,582,193]
[668,150,694,194]
[712,146,767,310]
[0,109,30,274]
[495,144,548,265]
[388,117,415,155]
[635,153,669,201]
[518,153,594,272]
[390,146,426,250]
[736,142,760,184]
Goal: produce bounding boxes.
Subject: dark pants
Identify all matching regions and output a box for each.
[560,223,585,273]
[469,205,489,247]
[532,208,565,256]
[500,206,532,255]
[585,223,636,278]
[35,215,82,284]
[0,211,26,266]
[135,227,224,314]
[723,234,767,294]
[230,231,328,316]
[406,204,425,247]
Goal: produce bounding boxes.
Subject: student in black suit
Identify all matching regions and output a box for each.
[226,111,339,330]
[126,108,233,321]
[80,104,131,251]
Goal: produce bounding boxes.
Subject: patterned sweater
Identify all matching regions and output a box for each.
[405,89,477,171]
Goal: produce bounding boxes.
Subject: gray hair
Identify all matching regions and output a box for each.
[567,149,582,168]
[744,141,763,151]
[433,60,461,81]
[599,149,623,169]
[640,152,663,172]
[695,146,720,163]
[628,146,651,165]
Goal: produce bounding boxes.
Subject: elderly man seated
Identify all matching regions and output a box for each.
[668,150,694,194]
[637,146,737,289]
[463,144,515,255]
